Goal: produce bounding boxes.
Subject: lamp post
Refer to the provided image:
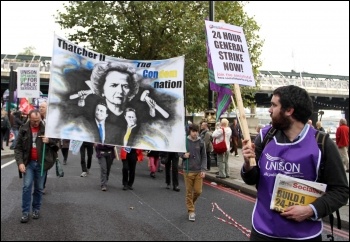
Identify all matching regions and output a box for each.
[203,1,216,131]
[208,0,214,111]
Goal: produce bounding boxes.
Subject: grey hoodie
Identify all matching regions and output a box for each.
[179,136,207,173]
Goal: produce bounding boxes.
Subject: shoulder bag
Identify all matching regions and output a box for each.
[213,128,227,154]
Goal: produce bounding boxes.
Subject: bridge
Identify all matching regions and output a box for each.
[254,70,349,122]
[1,54,349,121]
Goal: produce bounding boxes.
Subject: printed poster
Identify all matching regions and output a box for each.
[45,34,186,152]
[17,67,40,98]
[205,20,255,86]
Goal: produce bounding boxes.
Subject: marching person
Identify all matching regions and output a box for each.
[336,118,349,172]
[15,109,58,223]
[147,150,160,178]
[212,118,232,179]
[160,151,180,191]
[241,85,348,240]
[95,143,116,191]
[179,123,207,222]
[200,121,213,171]
[80,142,94,177]
[120,147,143,190]
[59,139,70,165]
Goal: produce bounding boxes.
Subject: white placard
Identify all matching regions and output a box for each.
[205,20,255,86]
[17,67,40,98]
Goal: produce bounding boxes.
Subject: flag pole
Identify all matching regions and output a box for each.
[208,1,215,110]
[41,143,46,176]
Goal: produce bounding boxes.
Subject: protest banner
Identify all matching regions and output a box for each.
[45,34,186,152]
[270,173,327,212]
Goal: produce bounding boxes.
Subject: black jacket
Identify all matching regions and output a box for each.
[15,121,58,171]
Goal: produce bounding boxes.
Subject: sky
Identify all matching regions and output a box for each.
[1,1,349,76]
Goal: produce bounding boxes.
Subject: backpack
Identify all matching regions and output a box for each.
[261,127,341,241]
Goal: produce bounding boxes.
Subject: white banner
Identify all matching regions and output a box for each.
[46,34,186,152]
[205,20,255,86]
[17,67,40,98]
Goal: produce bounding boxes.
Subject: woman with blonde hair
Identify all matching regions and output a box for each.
[212,118,232,179]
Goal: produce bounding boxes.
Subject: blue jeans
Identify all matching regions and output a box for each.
[22,161,46,213]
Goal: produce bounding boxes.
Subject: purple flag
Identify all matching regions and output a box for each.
[205,26,233,121]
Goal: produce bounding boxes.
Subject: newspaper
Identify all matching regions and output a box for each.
[270,174,327,212]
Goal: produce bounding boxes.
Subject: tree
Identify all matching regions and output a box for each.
[19,46,37,56]
[55,1,263,113]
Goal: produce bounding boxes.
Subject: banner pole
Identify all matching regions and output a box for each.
[41,143,46,176]
[232,84,256,166]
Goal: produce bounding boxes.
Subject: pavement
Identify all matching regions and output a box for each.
[1,143,349,230]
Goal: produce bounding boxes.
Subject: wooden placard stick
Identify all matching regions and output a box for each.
[232,84,256,166]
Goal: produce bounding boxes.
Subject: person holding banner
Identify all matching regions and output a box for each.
[59,139,70,165]
[95,143,116,191]
[147,150,160,179]
[15,109,58,223]
[241,85,348,240]
[120,147,143,191]
[160,151,180,191]
[80,142,94,177]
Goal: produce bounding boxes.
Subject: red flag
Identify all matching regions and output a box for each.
[19,98,35,114]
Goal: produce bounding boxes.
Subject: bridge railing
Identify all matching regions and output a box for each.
[1,60,50,72]
[257,75,349,97]
[2,58,349,98]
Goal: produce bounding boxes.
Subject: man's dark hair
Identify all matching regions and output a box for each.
[28,109,41,118]
[189,123,199,132]
[273,85,313,124]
